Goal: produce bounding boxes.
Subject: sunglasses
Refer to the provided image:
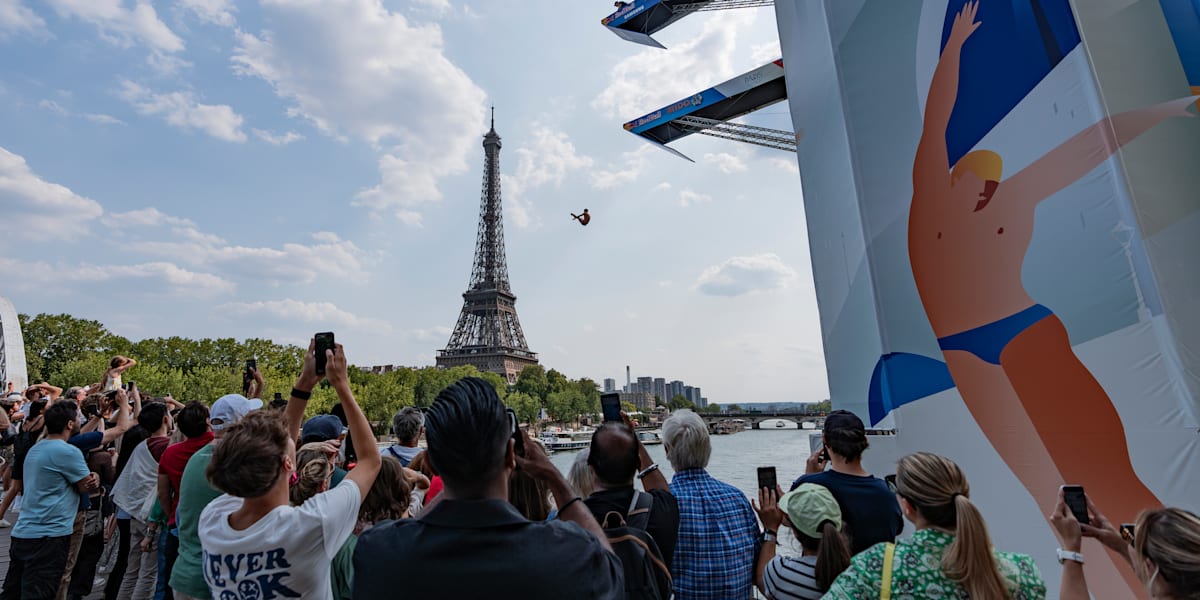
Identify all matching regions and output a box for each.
[884,474,898,493]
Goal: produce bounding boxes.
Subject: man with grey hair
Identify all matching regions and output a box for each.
[663,409,760,599]
[385,407,424,467]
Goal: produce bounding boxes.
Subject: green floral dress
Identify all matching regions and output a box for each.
[823,529,1045,599]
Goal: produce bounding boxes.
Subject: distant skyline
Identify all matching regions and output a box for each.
[0,0,828,405]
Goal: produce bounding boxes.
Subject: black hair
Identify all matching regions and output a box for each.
[44,402,78,434]
[824,411,869,462]
[116,425,150,479]
[28,398,48,420]
[176,401,210,439]
[588,422,640,486]
[138,402,169,433]
[424,377,510,495]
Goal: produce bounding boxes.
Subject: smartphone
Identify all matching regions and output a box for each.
[314,332,335,376]
[1120,523,1136,544]
[273,392,283,402]
[757,466,777,492]
[1061,485,1090,525]
[884,474,898,492]
[601,392,621,422]
[507,408,526,457]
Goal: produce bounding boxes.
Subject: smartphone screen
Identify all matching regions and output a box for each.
[273,392,283,402]
[1120,523,1136,544]
[314,332,335,376]
[757,466,777,492]
[601,393,621,422]
[245,358,256,372]
[1062,485,1090,524]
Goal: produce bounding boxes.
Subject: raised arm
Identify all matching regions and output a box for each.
[516,439,613,552]
[1003,96,1198,210]
[622,412,667,492]
[914,1,979,196]
[286,340,319,445]
[101,389,133,444]
[327,344,380,499]
[247,369,264,401]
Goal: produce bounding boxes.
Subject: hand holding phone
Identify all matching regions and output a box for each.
[757,466,777,492]
[1061,485,1090,525]
[314,332,335,376]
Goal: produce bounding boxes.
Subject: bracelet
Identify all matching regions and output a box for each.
[290,387,312,401]
[637,464,660,479]
[558,496,584,517]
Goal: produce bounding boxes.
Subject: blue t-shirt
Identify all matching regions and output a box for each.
[69,431,104,510]
[791,469,903,554]
[13,439,91,538]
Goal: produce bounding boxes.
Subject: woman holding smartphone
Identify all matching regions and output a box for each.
[1051,490,1200,599]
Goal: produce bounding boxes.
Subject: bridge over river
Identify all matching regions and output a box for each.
[698,411,825,430]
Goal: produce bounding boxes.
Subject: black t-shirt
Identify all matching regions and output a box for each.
[354,499,623,600]
[791,470,903,554]
[585,487,680,566]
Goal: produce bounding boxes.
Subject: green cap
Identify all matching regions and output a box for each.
[779,483,842,539]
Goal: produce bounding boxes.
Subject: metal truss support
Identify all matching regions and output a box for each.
[676,115,797,153]
[671,0,775,13]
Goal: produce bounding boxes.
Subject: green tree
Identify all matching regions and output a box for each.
[545,368,569,397]
[704,402,721,413]
[545,388,587,423]
[620,401,637,414]
[668,394,694,410]
[504,391,541,428]
[810,400,832,414]
[727,403,743,412]
[515,365,548,402]
[19,313,128,382]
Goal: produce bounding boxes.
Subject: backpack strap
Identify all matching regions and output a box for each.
[881,542,896,600]
[625,490,653,531]
[607,533,673,587]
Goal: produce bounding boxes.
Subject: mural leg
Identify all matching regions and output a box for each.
[1001,314,1156,597]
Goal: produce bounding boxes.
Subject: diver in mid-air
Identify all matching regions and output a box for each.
[571,209,591,226]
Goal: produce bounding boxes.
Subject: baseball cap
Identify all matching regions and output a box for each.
[823,409,865,436]
[779,483,843,539]
[301,414,346,444]
[209,394,263,431]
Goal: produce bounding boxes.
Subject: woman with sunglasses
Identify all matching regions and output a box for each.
[1051,489,1200,599]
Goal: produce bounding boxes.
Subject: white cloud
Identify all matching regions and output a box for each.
[217,299,390,331]
[177,0,235,26]
[232,0,487,222]
[653,182,672,191]
[39,99,125,125]
[0,257,234,295]
[118,81,246,142]
[0,0,47,36]
[592,11,754,119]
[44,0,183,55]
[500,126,593,228]
[693,253,798,297]
[703,152,747,174]
[0,145,104,237]
[101,206,193,228]
[678,188,711,207]
[749,40,781,64]
[768,156,799,175]
[410,325,452,342]
[252,128,303,145]
[591,144,656,190]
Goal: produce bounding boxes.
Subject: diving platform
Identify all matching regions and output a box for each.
[602,0,775,49]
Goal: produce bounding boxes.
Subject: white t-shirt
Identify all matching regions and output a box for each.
[199,479,361,600]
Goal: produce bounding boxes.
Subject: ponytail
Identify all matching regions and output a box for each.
[289,447,333,506]
[943,494,1009,600]
[814,520,852,592]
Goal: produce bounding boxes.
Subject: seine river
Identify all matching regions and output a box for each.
[548,428,820,499]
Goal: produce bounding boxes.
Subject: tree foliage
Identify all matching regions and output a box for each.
[668,394,694,410]
[16,312,606,431]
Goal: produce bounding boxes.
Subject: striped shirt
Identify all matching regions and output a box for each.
[763,555,822,600]
[669,468,760,599]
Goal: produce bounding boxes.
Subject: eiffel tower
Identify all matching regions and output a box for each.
[436,110,538,383]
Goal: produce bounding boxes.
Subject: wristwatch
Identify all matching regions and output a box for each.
[1056,548,1084,564]
[637,464,660,480]
[762,529,778,543]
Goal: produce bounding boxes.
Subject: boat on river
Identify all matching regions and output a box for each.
[540,429,594,452]
[637,430,663,445]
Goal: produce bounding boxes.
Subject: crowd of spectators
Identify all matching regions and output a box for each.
[2,348,1197,600]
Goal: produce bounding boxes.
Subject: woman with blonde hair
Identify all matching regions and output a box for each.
[825,452,1045,599]
[331,456,413,599]
[1051,489,1200,599]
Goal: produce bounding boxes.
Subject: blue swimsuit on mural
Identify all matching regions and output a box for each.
[936,304,1053,365]
[867,304,1055,425]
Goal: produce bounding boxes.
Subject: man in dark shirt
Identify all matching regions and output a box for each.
[584,419,679,565]
[353,377,623,599]
[790,410,902,554]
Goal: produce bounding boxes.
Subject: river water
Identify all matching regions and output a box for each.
[548,428,820,499]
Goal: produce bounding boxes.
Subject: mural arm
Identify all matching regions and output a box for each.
[913,1,980,198]
[1004,96,1199,208]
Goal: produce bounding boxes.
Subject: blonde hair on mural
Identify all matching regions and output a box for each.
[951,150,1003,184]
[896,452,1011,600]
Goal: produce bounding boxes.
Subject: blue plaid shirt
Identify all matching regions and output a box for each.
[669,468,761,599]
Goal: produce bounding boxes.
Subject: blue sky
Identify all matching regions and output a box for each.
[0,0,827,405]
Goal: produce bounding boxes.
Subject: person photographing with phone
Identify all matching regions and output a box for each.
[790,410,901,554]
[1049,487,1200,600]
[751,481,852,599]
